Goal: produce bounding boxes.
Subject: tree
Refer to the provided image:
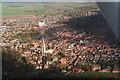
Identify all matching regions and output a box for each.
[22,57,27,63]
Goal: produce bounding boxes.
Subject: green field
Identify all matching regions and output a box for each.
[2,2,98,16]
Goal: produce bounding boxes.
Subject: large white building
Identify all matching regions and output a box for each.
[39,22,46,27]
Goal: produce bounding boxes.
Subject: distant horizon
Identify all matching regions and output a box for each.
[1,2,95,3]
[1,0,118,2]
[1,0,95,2]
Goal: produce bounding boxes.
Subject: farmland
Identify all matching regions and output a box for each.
[2,2,98,16]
